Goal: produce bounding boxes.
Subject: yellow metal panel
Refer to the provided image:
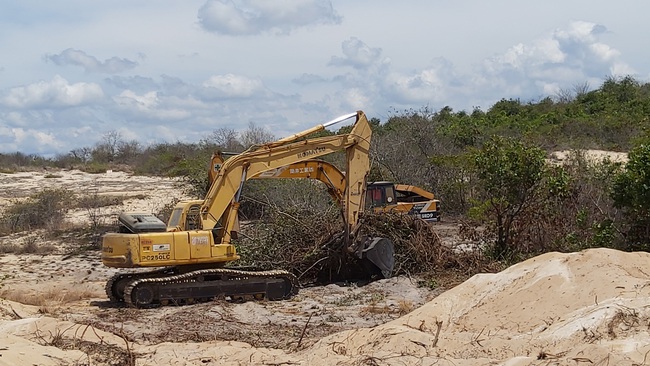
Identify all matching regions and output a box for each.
[189,231,212,259]
[101,233,139,267]
[173,231,190,260]
[211,244,239,261]
[138,233,172,264]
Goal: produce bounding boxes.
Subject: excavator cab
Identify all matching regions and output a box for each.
[166,201,203,231]
[367,181,441,222]
[365,182,397,208]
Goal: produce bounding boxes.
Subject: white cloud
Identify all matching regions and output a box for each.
[112,90,191,120]
[3,111,29,127]
[611,62,635,76]
[554,21,605,43]
[1,0,648,156]
[590,43,619,62]
[340,88,369,111]
[1,75,104,109]
[115,90,159,110]
[46,48,138,74]
[466,20,636,105]
[202,74,267,98]
[384,58,459,105]
[198,0,341,35]
[71,126,94,138]
[105,75,159,92]
[329,37,383,69]
[317,20,637,114]
[0,127,63,153]
[33,130,59,147]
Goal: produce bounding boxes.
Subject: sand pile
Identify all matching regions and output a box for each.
[2,248,639,365]
[293,248,650,365]
[0,300,121,366]
[101,248,650,365]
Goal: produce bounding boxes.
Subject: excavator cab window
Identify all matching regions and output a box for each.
[385,185,395,204]
[366,183,396,208]
[185,204,201,230]
[167,208,183,229]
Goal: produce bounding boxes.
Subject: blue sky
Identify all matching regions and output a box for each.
[0,0,647,155]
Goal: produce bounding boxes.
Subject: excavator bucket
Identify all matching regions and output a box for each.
[361,237,395,279]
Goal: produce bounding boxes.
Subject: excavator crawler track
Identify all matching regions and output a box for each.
[117,268,298,308]
[105,267,177,303]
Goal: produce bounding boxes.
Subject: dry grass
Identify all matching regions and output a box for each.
[0,284,99,308]
[0,236,57,254]
[33,323,136,366]
[606,308,645,339]
[75,193,129,209]
[396,300,415,316]
[360,304,392,315]
[0,242,19,253]
[0,188,72,234]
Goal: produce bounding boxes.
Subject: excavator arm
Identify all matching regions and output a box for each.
[202,111,371,251]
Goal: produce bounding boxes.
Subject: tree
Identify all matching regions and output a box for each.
[372,107,442,187]
[69,147,92,163]
[241,122,275,148]
[205,127,244,152]
[92,130,123,163]
[116,140,142,165]
[473,136,546,259]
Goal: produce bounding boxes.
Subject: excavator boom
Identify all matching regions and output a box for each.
[201,111,371,246]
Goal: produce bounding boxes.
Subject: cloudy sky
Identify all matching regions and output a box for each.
[1,1,647,156]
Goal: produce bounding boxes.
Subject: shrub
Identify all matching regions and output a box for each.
[612,141,650,249]
[80,162,109,174]
[0,188,73,234]
[472,136,546,259]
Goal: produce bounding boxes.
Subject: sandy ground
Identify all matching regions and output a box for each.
[0,168,443,365]
[2,154,647,366]
[0,168,185,225]
[548,149,628,164]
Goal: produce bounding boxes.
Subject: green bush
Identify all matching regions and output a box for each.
[472,136,546,259]
[612,141,650,249]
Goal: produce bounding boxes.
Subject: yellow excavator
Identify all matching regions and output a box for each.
[367,182,441,223]
[102,111,394,307]
[209,154,441,223]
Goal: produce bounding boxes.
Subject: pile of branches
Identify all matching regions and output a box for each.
[236,207,497,285]
[235,205,343,282]
[357,212,490,276]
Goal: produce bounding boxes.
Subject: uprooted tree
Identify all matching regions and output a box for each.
[234,196,497,285]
